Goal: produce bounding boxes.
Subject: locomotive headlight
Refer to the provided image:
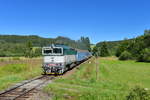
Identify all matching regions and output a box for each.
[56,63,62,66]
[44,63,63,67]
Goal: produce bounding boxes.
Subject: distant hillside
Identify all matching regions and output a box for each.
[0,35,90,57]
[0,35,87,48]
[0,35,53,47]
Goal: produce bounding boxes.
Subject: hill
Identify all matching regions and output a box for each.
[0,35,90,57]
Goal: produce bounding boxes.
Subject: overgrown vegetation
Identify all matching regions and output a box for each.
[126,86,150,100]
[44,57,150,100]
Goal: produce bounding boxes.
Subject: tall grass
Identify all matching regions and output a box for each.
[0,58,42,91]
[0,64,27,74]
[44,57,150,100]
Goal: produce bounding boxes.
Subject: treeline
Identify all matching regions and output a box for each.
[93,30,150,62]
[0,35,91,57]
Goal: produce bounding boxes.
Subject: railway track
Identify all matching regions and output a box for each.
[0,75,54,100]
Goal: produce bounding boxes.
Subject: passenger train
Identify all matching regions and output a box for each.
[42,44,92,74]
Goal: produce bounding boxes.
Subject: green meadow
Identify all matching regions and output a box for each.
[44,57,150,100]
[0,57,42,91]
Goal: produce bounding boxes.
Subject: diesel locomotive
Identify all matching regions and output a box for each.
[42,44,92,74]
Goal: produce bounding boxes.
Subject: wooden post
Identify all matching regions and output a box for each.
[95,53,99,81]
[95,57,97,81]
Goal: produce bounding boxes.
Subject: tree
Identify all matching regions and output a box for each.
[93,42,109,57]
[85,37,91,51]
[0,49,6,57]
[33,48,42,57]
[144,29,150,35]
[137,48,150,62]
[80,37,91,51]
[116,39,130,57]
[92,46,98,56]
[99,42,110,57]
[25,41,33,58]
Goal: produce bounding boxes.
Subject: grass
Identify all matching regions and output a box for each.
[44,57,150,100]
[0,58,42,91]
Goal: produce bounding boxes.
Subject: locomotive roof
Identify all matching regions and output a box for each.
[48,44,89,52]
[52,44,72,49]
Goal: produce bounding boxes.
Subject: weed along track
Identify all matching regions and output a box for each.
[0,75,54,100]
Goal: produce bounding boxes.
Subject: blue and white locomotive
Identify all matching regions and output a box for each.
[42,44,92,74]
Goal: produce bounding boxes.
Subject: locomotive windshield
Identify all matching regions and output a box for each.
[44,49,52,54]
[42,47,63,55]
[53,48,62,54]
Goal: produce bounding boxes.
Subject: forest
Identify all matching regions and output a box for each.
[93,29,150,62]
[1,29,150,62]
[0,35,91,57]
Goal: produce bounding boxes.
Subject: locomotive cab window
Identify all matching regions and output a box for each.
[53,48,62,54]
[44,49,52,54]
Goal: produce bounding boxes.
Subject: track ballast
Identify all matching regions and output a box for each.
[0,75,54,100]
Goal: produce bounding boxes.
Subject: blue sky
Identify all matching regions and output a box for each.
[0,0,150,43]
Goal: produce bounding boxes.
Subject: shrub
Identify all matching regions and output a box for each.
[12,57,20,60]
[126,86,150,100]
[119,51,132,60]
[0,59,4,62]
[137,48,150,62]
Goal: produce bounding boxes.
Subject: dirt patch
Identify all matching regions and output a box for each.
[26,89,51,100]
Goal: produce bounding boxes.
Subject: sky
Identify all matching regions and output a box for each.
[0,0,150,44]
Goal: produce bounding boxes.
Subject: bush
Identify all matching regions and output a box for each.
[126,86,150,100]
[0,59,4,62]
[12,57,20,60]
[137,48,150,62]
[119,51,132,60]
